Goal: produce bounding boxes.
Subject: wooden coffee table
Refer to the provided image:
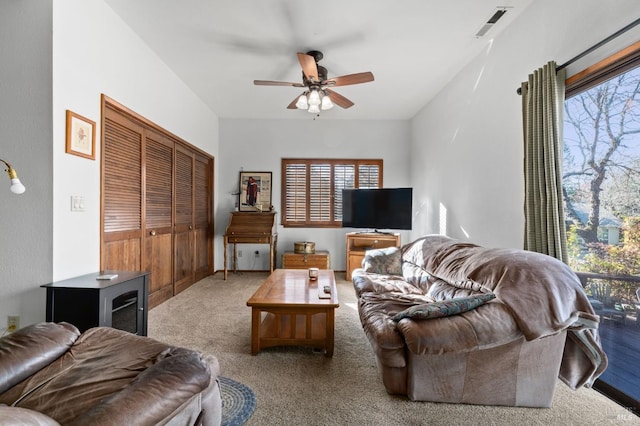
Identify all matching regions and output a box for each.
[246,269,339,357]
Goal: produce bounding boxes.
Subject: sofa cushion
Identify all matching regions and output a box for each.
[392,293,496,321]
[352,272,426,297]
[362,247,402,275]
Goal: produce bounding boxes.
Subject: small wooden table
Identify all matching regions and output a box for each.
[246,269,339,357]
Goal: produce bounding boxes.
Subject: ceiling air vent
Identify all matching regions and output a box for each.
[475,7,509,38]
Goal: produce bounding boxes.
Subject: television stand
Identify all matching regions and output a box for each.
[357,229,395,235]
[345,232,401,280]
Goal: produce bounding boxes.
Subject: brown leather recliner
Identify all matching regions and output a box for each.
[352,235,607,407]
[0,322,222,425]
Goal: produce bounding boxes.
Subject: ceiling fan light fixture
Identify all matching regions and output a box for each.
[308,90,321,106]
[295,93,309,109]
[308,104,320,114]
[321,93,334,110]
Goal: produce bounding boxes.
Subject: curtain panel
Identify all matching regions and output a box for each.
[521,61,568,262]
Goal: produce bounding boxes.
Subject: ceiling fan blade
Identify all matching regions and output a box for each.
[297,52,318,81]
[254,80,305,87]
[325,89,354,109]
[326,72,374,87]
[286,96,299,109]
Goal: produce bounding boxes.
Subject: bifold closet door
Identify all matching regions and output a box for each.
[144,130,174,308]
[102,109,144,271]
[102,97,214,308]
[174,145,195,294]
[194,153,213,281]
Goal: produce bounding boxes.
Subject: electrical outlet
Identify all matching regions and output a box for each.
[7,316,19,333]
[238,250,243,257]
[254,250,260,257]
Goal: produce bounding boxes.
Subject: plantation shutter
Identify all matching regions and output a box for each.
[358,164,380,188]
[310,163,331,222]
[284,163,307,223]
[334,165,355,221]
[282,159,383,227]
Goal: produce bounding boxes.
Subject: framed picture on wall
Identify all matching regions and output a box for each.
[65,110,96,160]
[239,171,272,212]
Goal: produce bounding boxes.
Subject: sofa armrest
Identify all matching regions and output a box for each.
[70,348,211,425]
[0,322,80,394]
[0,405,60,426]
[396,301,522,354]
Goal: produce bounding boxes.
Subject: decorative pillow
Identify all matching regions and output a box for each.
[392,293,496,321]
[362,246,402,275]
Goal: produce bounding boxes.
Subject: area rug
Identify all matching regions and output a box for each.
[219,376,257,426]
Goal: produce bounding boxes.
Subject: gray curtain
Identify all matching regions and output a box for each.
[521,61,568,262]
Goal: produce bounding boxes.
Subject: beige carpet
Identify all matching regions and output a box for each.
[148,272,639,426]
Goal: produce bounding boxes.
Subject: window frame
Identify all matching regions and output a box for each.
[281,158,383,228]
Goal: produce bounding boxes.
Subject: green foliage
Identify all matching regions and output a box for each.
[569,217,640,302]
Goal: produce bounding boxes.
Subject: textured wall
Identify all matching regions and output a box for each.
[0,1,53,328]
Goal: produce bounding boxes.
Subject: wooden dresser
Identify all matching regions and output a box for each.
[224,212,277,279]
[345,232,401,280]
[282,251,331,270]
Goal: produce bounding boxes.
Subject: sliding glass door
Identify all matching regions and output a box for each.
[562,46,640,414]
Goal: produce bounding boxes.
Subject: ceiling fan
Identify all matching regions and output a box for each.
[253,50,374,113]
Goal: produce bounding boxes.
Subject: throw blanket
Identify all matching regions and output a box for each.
[402,235,608,389]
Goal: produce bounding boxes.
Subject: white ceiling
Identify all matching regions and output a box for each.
[104,0,533,120]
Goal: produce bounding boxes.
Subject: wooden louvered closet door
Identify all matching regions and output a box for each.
[144,130,174,308]
[101,97,214,309]
[102,109,144,271]
[174,145,195,294]
[194,153,213,281]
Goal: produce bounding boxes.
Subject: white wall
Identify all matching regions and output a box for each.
[52,0,220,284]
[0,0,220,330]
[409,0,640,249]
[0,1,53,333]
[218,118,411,271]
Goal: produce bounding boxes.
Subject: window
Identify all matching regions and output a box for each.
[562,41,640,414]
[282,158,383,227]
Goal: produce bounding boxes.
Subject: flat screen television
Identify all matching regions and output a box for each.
[342,188,413,231]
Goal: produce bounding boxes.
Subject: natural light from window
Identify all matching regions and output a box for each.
[563,63,640,405]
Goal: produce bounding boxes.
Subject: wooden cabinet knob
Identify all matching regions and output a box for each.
[150,230,156,236]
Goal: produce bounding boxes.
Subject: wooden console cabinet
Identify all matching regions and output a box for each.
[282,251,331,269]
[345,232,401,280]
[42,271,149,336]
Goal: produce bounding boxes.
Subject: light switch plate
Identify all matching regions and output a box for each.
[71,195,85,212]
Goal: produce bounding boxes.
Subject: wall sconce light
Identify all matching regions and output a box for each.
[0,159,26,194]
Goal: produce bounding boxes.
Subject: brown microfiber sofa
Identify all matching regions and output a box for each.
[0,322,222,425]
[352,235,607,407]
